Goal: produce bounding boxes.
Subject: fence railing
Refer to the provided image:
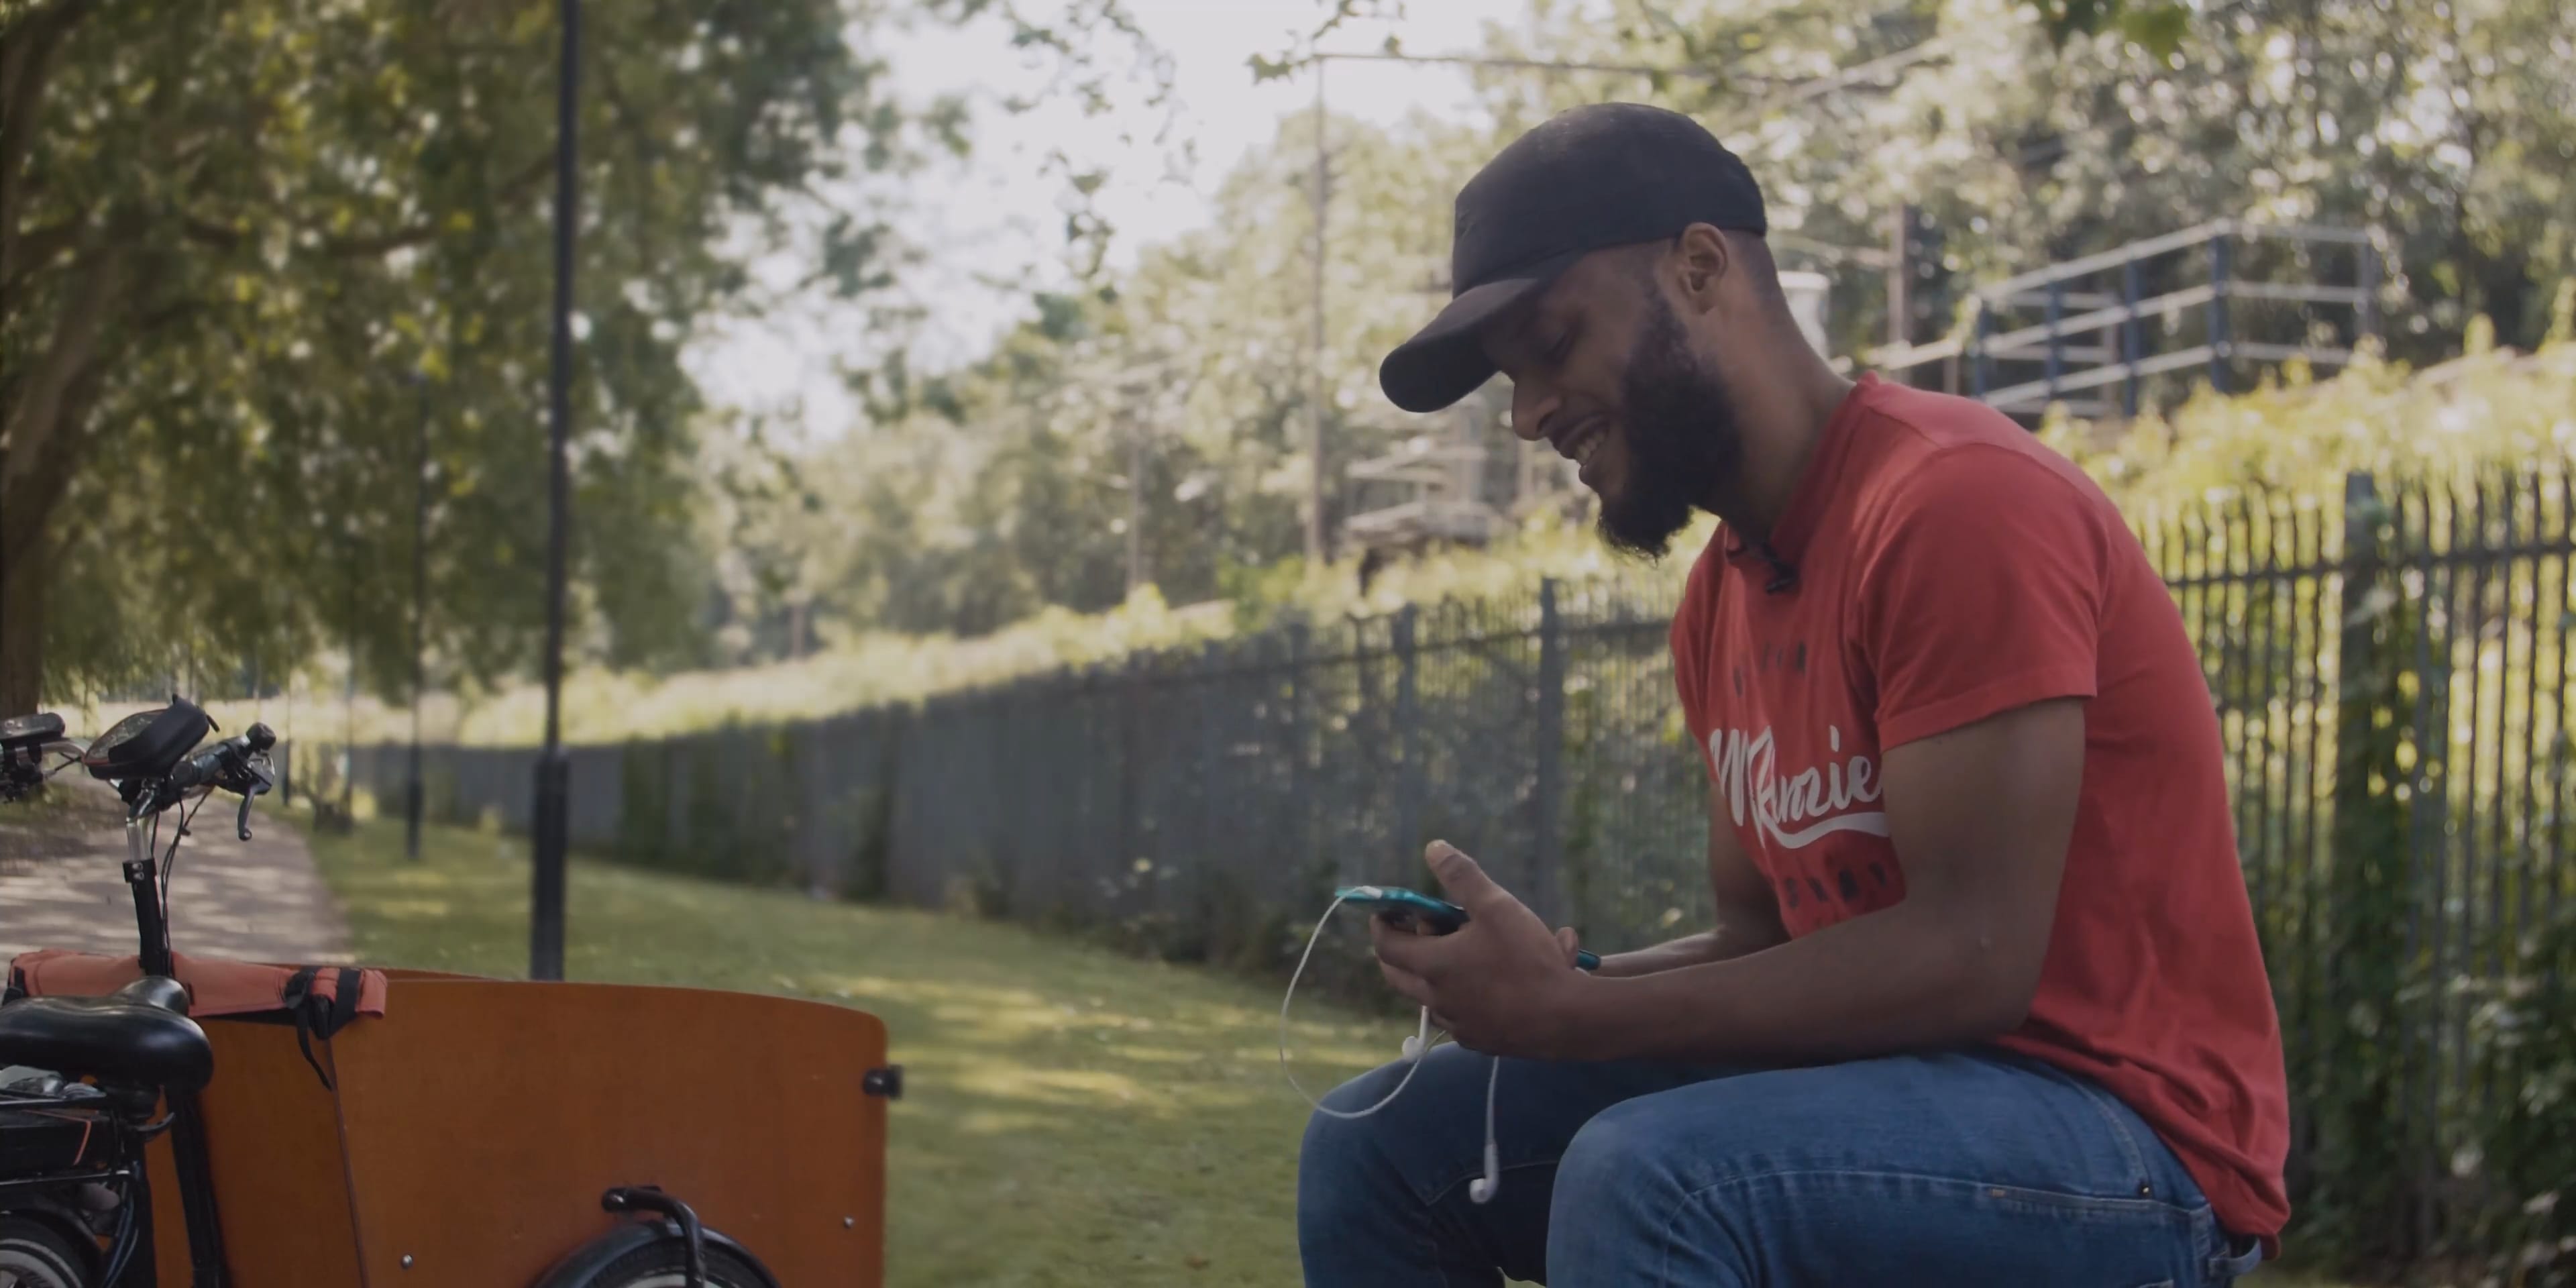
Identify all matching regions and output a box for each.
[1869,219,2383,421]
[306,467,2575,1263]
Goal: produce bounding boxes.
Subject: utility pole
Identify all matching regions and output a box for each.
[341,553,356,828]
[407,372,429,861]
[1305,60,1330,569]
[530,0,580,981]
[1887,204,1914,352]
[1126,413,1148,596]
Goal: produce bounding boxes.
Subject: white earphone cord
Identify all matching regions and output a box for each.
[1280,894,1507,1204]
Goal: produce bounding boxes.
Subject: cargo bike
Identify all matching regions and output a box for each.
[0,699,902,1287]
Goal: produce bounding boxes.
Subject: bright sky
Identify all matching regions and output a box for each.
[685,0,1564,442]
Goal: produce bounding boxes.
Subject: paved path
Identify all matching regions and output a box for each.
[0,775,354,966]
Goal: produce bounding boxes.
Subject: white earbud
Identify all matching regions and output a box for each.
[1283,896,1438,1122]
[1280,892,1508,1208]
[1467,1059,1503,1204]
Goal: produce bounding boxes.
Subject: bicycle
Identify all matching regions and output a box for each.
[1,697,899,1287]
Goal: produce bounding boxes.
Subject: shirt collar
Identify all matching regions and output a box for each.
[1721,372,1879,570]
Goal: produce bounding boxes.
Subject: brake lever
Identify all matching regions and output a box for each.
[234,758,274,842]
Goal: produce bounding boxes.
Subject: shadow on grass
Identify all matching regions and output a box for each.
[309,817,1406,1288]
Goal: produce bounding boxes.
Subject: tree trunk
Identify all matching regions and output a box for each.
[0,231,123,718]
[0,530,46,718]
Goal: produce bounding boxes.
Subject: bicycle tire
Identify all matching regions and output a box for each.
[575,1241,768,1288]
[0,1214,93,1288]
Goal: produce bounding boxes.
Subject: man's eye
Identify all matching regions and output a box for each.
[1546,329,1576,362]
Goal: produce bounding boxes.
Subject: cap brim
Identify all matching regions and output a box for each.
[1377,249,1585,414]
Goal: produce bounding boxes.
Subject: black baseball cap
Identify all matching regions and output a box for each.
[1377,102,1768,415]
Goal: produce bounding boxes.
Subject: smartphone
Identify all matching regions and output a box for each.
[1335,885,1601,971]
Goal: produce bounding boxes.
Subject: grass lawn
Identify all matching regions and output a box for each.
[306,816,1405,1287]
[305,814,2359,1288]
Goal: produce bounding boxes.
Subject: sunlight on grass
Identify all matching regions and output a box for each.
[307,817,1407,1287]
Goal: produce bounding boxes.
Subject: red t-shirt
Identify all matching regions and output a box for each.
[1668,373,2290,1247]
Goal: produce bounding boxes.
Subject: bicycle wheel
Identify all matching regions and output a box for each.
[0,1215,93,1288]
[574,1242,769,1288]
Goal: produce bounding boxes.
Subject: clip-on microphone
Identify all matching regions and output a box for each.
[1757,541,1799,595]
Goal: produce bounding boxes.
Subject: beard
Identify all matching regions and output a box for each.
[1594,293,1746,561]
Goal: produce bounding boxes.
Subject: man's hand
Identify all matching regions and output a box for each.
[1371,841,1593,1058]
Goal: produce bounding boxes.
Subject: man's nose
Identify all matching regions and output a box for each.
[1511,387,1556,442]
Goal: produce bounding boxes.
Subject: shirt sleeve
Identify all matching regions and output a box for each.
[1670,553,1709,718]
[1669,537,1727,773]
[1853,445,2110,751]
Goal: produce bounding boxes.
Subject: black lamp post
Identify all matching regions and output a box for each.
[407,370,429,861]
[530,0,579,981]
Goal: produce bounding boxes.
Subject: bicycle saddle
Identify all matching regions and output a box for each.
[0,711,64,749]
[0,976,212,1096]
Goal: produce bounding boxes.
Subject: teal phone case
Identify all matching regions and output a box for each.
[1335,885,1601,970]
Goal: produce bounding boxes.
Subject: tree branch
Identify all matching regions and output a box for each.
[0,217,77,299]
[0,238,127,505]
[0,0,97,289]
[320,222,445,258]
[180,215,244,252]
[0,347,105,558]
[178,153,554,261]
[595,60,661,172]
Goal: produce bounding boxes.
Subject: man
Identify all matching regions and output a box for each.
[1296,102,2288,1286]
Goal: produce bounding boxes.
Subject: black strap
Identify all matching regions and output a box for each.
[324,968,360,1038]
[3,963,24,1006]
[282,966,335,1091]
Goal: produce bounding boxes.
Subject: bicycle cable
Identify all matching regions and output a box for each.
[158,790,211,930]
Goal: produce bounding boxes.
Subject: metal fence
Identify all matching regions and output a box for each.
[311,466,2575,1257]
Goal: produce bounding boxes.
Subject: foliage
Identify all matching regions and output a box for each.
[1,0,1171,715]
[2303,472,2419,1267]
[1498,0,2576,364]
[2040,303,2576,509]
[107,329,2561,752]
[2456,904,2576,1286]
[2021,0,2192,56]
[726,0,2576,679]
[2,0,867,709]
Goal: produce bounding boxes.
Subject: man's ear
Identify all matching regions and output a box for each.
[1671,224,1733,316]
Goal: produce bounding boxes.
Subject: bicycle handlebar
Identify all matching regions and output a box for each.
[166,722,276,839]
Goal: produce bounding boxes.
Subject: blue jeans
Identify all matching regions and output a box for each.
[1297,1042,2267,1286]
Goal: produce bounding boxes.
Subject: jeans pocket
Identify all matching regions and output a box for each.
[2203,1233,2265,1283]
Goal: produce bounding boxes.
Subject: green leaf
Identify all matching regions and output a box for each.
[2116,2,2191,59]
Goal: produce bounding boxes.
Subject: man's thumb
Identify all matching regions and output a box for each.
[1424,841,1499,904]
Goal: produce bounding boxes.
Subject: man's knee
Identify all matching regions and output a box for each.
[1298,1044,1487,1206]
[1552,1093,1685,1226]
[1298,1063,1393,1198]
[1547,1095,1746,1288]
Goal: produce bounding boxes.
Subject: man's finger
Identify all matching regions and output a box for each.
[1371,916,1451,979]
[1379,959,1436,1009]
[1424,840,1507,910]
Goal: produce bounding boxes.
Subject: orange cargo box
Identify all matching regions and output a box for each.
[137,973,891,1286]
